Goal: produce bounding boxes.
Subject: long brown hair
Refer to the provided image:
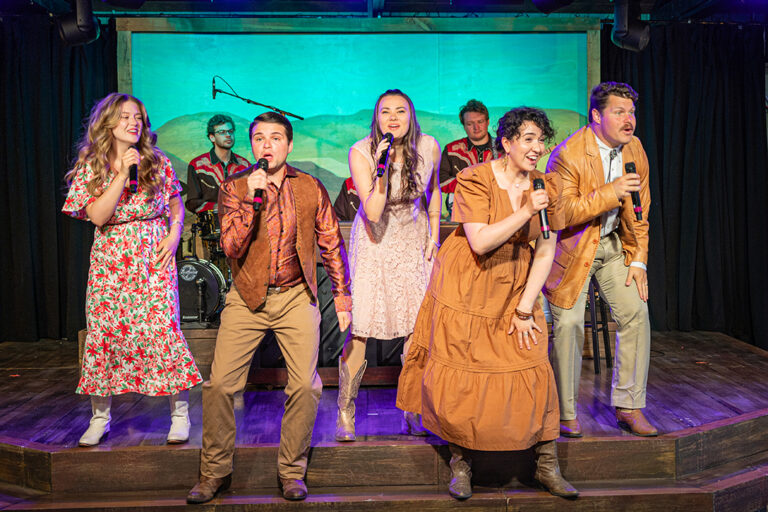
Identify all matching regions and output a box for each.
[64,93,165,198]
[368,89,423,200]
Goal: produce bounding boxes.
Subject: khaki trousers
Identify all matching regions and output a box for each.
[550,232,651,420]
[200,284,322,480]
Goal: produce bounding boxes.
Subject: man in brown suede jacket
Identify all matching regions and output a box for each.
[544,82,657,439]
[187,112,352,504]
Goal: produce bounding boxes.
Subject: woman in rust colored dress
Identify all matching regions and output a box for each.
[396,107,578,500]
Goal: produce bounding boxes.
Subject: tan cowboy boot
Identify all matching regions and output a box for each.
[335,358,367,441]
[533,440,579,499]
[447,443,472,499]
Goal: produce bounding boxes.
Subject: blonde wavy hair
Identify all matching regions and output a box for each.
[65,93,165,198]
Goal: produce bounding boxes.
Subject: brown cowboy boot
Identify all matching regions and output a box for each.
[533,440,579,499]
[186,474,231,504]
[559,418,583,438]
[616,408,658,437]
[335,359,367,441]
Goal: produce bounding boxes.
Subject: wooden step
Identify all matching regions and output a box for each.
[2,406,768,495]
[4,473,767,512]
[5,449,768,511]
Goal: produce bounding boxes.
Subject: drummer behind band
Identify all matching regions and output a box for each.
[185,114,250,214]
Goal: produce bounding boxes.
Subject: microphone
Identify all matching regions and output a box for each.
[532,178,550,239]
[624,162,643,221]
[376,133,394,177]
[253,158,268,212]
[212,77,217,100]
[129,145,138,193]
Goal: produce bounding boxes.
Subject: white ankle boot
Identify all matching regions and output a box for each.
[167,392,190,444]
[79,396,112,447]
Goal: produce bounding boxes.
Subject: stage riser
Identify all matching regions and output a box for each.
[0,441,674,493]
[0,443,52,493]
[675,411,768,477]
[0,439,716,493]
[2,415,768,496]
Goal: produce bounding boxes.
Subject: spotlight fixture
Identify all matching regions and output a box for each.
[611,0,650,52]
[531,0,574,14]
[56,0,100,46]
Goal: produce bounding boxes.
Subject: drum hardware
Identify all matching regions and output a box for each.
[185,223,200,260]
[177,210,233,327]
[178,259,226,327]
[196,277,207,323]
[198,209,221,241]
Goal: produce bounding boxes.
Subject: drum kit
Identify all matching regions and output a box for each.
[177,209,228,325]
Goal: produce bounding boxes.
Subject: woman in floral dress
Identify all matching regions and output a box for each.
[63,93,202,447]
[335,89,442,442]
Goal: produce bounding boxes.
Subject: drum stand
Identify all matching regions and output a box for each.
[179,222,214,329]
[186,223,200,261]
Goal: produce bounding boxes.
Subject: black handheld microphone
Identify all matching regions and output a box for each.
[253,158,268,212]
[532,178,550,239]
[376,133,394,177]
[624,162,643,221]
[212,77,217,100]
[129,145,138,193]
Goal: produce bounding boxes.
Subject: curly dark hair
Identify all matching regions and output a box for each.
[207,114,234,136]
[589,81,638,118]
[459,99,489,124]
[494,107,555,152]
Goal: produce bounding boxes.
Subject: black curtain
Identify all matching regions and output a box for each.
[602,23,768,349]
[0,15,116,342]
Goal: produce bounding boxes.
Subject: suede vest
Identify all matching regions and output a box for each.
[228,166,319,311]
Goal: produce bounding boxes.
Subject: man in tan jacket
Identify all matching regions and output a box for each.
[544,82,657,438]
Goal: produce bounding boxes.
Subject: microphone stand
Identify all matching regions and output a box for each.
[213,80,304,120]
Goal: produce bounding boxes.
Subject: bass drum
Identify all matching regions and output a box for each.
[177,259,227,322]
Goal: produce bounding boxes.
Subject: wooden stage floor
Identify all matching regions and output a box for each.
[1,330,768,511]
[2,330,768,446]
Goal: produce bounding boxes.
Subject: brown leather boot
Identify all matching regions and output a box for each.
[335,359,367,441]
[447,443,472,500]
[559,418,583,438]
[616,408,658,437]
[533,441,579,499]
[280,478,308,501]
[186,474,231,504]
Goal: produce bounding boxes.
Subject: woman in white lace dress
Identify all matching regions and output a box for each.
[335,89,441,441]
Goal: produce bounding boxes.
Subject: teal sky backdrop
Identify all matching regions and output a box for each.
[131,31,588,192]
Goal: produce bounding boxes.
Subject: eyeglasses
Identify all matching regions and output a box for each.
[214,129,234,136]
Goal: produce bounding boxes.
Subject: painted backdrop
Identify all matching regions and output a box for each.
[131,32,589,204]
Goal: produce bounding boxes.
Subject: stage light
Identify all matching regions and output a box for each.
[611,0,650,52]
[57,0,100,46]
[531,0,574,14]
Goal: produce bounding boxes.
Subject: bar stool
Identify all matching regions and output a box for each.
[587,276,613,374]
